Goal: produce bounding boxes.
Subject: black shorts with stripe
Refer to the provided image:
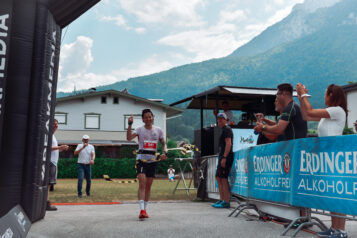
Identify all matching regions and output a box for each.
[136,160,158,178]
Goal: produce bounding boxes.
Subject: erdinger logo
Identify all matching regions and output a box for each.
[283,152,291,174]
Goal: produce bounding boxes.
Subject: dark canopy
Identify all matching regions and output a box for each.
[41,0,101,28]
[170,85,297,116]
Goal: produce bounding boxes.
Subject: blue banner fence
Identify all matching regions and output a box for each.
[229,134,357,216]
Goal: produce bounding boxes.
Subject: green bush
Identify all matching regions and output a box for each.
[58,158,137,179]
[343,126,355,135]
[57,157,191,179]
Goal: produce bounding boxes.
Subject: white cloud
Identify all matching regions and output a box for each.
[59,36,93,77]
[274,0,285,6]
[135,27,147,34]
[59,0,308,91]
[157,8,248,62]
[111,55,174,81]
[158,28,245,63]
[101,14,147,34]
[101,15,128,28]
[157,1,301,62]
[59,37,174,91]
[219,9,247,23]
[118,0,206,27]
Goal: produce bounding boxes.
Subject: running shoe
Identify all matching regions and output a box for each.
[212,200,222,208]
[139,210,149,219]
[215,201,230,208]
[317,227,335,237]
[328,229,348,238]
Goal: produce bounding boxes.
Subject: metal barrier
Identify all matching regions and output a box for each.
[204,155,219,200]
[204,153,357,237]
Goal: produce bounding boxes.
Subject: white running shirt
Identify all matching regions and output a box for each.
[135,125,164,162]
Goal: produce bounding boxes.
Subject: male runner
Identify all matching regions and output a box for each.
[127,109,167,219]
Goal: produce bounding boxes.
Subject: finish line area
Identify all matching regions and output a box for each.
[27,201,357,238]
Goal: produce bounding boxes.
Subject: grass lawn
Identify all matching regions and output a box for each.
[49,179,197,203]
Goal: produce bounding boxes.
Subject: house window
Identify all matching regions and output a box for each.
[124,115,144,129]
[55,113,67,125]
[85,113,101,129]
[113,97,119,104]
[101,96,107,104]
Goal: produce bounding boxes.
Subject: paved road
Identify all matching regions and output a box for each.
[28,201,355,238]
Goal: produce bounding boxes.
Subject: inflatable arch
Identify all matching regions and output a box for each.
[0,0,100,222]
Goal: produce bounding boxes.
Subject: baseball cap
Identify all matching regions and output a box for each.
[217,113,227,120]
[82,135,90,139]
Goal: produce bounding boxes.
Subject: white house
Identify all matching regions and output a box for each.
[54,89,183,145]
[343,82,357,132]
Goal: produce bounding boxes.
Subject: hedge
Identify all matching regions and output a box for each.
[57,157,190,179]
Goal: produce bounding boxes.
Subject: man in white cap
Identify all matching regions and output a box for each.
[74,135,95,198]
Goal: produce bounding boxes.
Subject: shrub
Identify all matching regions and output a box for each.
[58,158,137,179]
[57,157,191,178]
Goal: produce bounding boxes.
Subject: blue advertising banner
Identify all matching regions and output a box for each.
[292,135,357,215]
[249,141,294,205]
[230,149,249,197]
[229,134,357,216]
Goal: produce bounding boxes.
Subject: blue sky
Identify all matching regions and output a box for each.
[58,0,306,92]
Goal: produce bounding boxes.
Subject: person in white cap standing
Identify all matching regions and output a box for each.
[74,134,95,198]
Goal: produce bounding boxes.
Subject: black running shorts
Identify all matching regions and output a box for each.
[215,157,233,178]
[136,160,158,178]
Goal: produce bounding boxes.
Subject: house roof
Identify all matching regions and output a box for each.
[42,0,101,28]
[170,85,297,116]
[342,82,357,93]
[56,90,184,118]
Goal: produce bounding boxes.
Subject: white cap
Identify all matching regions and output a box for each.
[82,135,90,139]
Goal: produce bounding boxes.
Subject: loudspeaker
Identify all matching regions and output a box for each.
[195,127,221,157]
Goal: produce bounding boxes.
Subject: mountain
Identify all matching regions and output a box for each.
[230,0,343,57]
[57,0,357,141]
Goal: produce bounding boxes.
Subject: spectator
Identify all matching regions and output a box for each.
[254,83,307,140]
[74,135,95,198]
[296,83,348,238]
[167,165,175,182]
[354,120,357,133]
[255,113,276,145]
[236,113,250,128]
[214,101,235,125]
[256,98,285,144]
[212,113,233,208]
[47,119,69,211]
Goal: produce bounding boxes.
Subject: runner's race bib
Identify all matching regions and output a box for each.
[143,141,157,151]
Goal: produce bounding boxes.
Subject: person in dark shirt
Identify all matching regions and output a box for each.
[212,113,233,209]
[255,113,276,145]
[254,83,307,140]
